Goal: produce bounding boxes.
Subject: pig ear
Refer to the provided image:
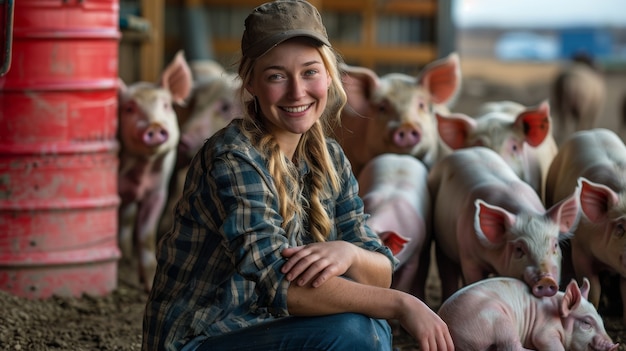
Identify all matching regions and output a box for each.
[580,277,591,300]
[560,279,583,317]
[418,52,461,105]
[474,199,516,247]
[341,63,380,115]
[578,177,619,223]
[118,78,128,94]
[160,50,193,105]
[546,192,580,233]
[514,101,551,147]
[378,231,411,256]
[436,112,477,150]
[117,78,130,105]
[189,59,226,80]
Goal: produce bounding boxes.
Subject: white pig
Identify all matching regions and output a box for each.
[428,147,580,301]
[438,277,618,351]
[436,100,558,201]
[545,128,626,324]
[332,52,461,177]
[357,153,431,299]
[117,50,192,292]
[158,62,242,237]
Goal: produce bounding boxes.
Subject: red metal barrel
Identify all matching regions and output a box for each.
[0,0,121,298]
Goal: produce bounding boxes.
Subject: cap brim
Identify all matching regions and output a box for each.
[244,30,331,59]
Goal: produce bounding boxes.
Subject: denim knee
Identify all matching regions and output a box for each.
[322,313,392,351]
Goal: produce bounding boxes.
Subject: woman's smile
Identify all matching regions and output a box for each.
[281,103,314,114]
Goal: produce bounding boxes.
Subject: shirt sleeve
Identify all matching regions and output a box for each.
[328,140,398,269]
[210,151,291,316]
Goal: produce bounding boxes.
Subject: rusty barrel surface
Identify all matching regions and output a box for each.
[0,0,121,298]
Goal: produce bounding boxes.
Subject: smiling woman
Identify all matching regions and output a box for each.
[142,1,455,351]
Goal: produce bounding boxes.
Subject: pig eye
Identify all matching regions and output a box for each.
[615,222,625,238]
[221,101,232,114]
[513,245,525,259]
[123,103,136,114]
[578,319,593,331]
[163,101,171,110]
[377,102,389,114]
[418,102,425,110]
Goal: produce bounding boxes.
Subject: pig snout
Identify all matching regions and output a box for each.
[142,124,170,147]
[392,124,421,148]
[532,274,559,297]
[592,335,619,351]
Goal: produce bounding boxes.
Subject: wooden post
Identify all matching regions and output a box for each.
[140,0,164,82]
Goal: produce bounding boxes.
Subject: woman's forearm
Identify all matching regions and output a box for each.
[345,248,393,288]
[286,274,407,318]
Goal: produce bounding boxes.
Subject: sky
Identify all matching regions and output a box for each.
[453,0,626,28]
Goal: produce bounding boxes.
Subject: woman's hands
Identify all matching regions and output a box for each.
[396,294,455,351]
[281,241,357,288]
[281,244,453,351]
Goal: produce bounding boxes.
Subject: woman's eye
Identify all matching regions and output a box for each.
[268,74,282,81]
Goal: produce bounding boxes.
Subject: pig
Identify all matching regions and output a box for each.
[427,147,580,301]
[357,153,432,299]
[158,61,242,237]
[544,128,626,324]
[117,50,193,292]
[332,52,461,177]
[436,100,558,201]
[178,61,243,162]
[438,276,618,351]
[551,53,606,145]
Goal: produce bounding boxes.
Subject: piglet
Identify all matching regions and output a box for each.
[438,276,618,351]
[117,50,192,292]
[332,52,461,177]
[357,153,431,299]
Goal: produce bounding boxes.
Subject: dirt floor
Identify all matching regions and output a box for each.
[1,256,626,351]
[1,62,626,351]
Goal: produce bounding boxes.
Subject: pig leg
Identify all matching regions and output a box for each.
[572,249,602,308]
[135,190,167,292]
[158,166,187,238]
[558,241,576,290]
[460,262,488,287]
[118,202,137,263]
[392,237,431,300]
[435,243,462,302]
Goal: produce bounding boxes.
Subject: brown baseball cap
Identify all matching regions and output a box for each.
[241,0,331,59]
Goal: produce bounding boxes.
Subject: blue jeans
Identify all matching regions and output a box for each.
[181,313,393,351]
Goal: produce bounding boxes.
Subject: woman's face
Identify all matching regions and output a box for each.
[247,38,331,149]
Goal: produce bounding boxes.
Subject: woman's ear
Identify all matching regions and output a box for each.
[245,82,255,96]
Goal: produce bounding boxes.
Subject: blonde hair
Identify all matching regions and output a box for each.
[237,42,347,242]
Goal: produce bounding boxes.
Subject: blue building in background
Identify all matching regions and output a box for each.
[558,27,613,60]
